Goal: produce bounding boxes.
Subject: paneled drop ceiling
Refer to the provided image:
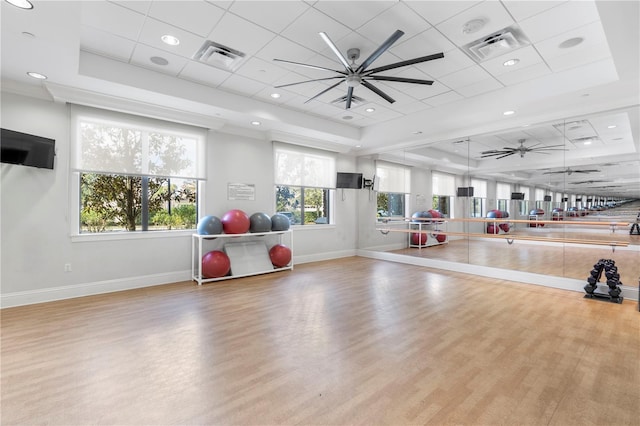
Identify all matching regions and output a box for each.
[1,0,639,197]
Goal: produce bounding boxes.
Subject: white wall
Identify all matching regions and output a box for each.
[1,91,358,307]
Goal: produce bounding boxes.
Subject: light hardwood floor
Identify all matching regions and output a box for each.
[2,257,639,425]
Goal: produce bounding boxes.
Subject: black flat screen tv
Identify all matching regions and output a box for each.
[511,192,525,200]
[456,186,474,197]
[543,195,552,202]
[1,128,55,169]
[336,172,363,189]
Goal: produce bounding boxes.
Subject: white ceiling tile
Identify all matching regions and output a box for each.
[423,90,464,106]
[137,18,205,60]
[534,21,611,72]
[276,77,332,98]
[254,36,317,64]
[109,1,151,15]
[234,57,292,84]
[358,2,431,45]
[252,86,294,105]
[218,74,269,96]
[438,65,492,89]
[228,1,310,34]
[312,1,396,30]
[422,48,476,78]
[325,31,378,67]
[280,8,351,53]
[147,1,225,37]
[179,60,232,87]
[455,77,504,97]
[436,1,515,47]
[373,81,423,104]
[81,1,145,41]
[205,0,232,11]
[414,80,451,100]
[519,0,600,43]
[501,0,567,22]
[404,1,481,26]
[390,27,456,61]
[388,100,433,115]
[495,62,552,85]
[207,13,276,56]
[480,45,543,77]
[81,25,135,62]
[130,44,187,75]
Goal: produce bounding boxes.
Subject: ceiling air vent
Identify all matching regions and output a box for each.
[331,94,366,108]
[193,40,246,71]
[462,25,530,62]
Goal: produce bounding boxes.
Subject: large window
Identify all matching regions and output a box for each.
[470,178,487,217]
[496,182,511,211]
[71,105,206,233]
[273,143,335,225]
[432,172,455,217]
[376,161,410,219]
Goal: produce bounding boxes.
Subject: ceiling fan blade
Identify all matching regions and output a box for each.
[480,151,509,157]
[364,53,445,75]
[542,171,565,174]
[496,152,515,159]
[574,169,601,173]
[368,75,434,85]
[319,32,353,72]
[303,81,343,104]
[361,81,395,104]
[273,58,347,74]
[356,29,404,73]
[345,86,354,109]
[274,76,345,89]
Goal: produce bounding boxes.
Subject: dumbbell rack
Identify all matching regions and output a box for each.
[584,258,624,304]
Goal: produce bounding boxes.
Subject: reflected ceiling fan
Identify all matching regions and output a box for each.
[569,180,607,185]
[273,30,444,109]
[480,139,566,159]
[543,167,601,175]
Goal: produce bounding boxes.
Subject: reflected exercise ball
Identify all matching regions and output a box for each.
[202,250,231,278]
[435,234,447,243]
[221,209,250,234]
[411,232,427,245]
[271,213,291,231]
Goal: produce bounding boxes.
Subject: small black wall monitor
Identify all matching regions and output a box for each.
[586,198,593,202]
[1,128,55,169]
[543,195,552,202]
[562,197,569,202]
[336,172,363,189]
[456,186,474,197]
[511,192,525,200]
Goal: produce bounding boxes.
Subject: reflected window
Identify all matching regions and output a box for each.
[377,192,406,218]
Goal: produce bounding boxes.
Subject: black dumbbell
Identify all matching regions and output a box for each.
[609,287,622,298]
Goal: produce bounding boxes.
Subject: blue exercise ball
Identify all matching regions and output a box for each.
[411,211,433,223]
[197,215,223,235]
[271,213,291,231]
[250,212,272,233]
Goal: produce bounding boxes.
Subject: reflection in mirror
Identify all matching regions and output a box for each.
[369,106,639,288]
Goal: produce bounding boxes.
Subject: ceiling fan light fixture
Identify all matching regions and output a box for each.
[462,18,485,34]
[345,75,362,88]
[503,58,519,67]
[161,35,180,46]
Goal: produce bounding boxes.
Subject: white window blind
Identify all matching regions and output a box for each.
[376,161,411,193]
[496,182,511,199]
[71,105,207,179]
[273,142,336,188]
[471,178,487,198]
[520,186,530,200]
[535,188,546,201]
[432,172,455,196]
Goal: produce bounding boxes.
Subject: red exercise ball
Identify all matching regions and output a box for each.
[411,232,427,245]
[269,244,291,268]
[499,223,510,233]
[221,209,250,234]
[487,224,499,234]
[202,250,231,278]
[435,234,447,243]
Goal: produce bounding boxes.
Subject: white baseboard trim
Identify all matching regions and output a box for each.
[294,249,357,265]
[1,270,192,308]
[356,249,639,302]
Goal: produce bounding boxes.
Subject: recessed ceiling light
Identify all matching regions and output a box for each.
[412,131,422,135]
[613,137,623,141]
[503,58,519,67]
[365,107,375,113]
[150,56,169,66]
[270,93,281,99]
[355,145,361,148]
[5,0,33,9]
[462,18,485,34]
[607,125,617,129]
[161,35,180,46]
[583,140,592,145]
[342,115,353,120]
[503,110,515,116]
[26,71,47,80]
[251,121,261,126]
[559,37,584,49]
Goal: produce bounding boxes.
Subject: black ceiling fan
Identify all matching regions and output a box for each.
[543,167,601,175]
[569,180,607,185]
[273,30,444,109]
[480,139,566,159]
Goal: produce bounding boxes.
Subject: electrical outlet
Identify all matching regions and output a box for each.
[64,263,72,272]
